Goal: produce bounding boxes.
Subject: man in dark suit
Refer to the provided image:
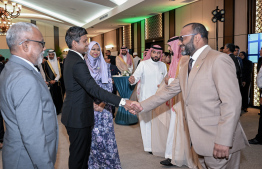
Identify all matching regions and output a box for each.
[104,55,121,117]
[105,50,116,65]
[223,43,242,88]
[249,47,262,145]
[0,55,5,149]
[257,47,262,73]
[62,26,139,169]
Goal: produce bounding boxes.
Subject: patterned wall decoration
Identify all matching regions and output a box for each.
[123,24,132,49]
[145,14,162,40]
[254,0,262,106]
[253,64,260,106]
[256,0,262,33]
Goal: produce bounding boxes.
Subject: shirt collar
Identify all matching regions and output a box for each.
[69,49,84,60]
[191,45,208,61]
[13,55,39,72]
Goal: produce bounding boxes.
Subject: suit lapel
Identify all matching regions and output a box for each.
[178,56,189,100]
[186,46,211,100]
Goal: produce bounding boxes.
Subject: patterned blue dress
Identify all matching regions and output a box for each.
[88,64,122,169]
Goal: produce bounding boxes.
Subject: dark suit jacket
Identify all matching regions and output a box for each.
[229,54,242,86]
[61,51,121,128]
[0,63,4,73]
[110,64,121,76]
[242,58,253,83]
[109,55,116,65]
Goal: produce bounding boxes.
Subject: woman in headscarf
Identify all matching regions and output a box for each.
[85,41,121,169]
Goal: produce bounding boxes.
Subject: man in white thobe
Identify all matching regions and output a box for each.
[129,45,167,153]
[132,52,140,70]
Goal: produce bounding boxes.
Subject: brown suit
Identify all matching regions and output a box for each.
[141,46,248,164]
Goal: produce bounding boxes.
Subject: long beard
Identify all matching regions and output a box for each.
[181,37,195,56]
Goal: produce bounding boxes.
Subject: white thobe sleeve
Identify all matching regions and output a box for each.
[168,78,175,85]
[163,64,167,77]
[128,66,133,73]
[131,62,143,85]
[55,73,60,81]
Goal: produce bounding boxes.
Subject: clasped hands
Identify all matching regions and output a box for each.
[124,100,143,115]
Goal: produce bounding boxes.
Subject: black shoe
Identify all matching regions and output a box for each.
[148,152,153,155]
[160,158,173,166]
[248,138,262,145]
[243,109,248,112]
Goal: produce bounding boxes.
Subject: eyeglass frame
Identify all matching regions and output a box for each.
[19,39,46,48]
[179,33,197,42]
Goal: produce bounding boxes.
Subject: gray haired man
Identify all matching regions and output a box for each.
[0,22,58,169]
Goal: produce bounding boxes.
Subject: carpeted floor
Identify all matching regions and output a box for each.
[0,108,262,169]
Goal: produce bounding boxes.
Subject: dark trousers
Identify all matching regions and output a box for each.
[256,107,262,142]
[0,111,4,143]
[66,126,92,169]
[241,81,250,109]
[50,83,64,115]
[112,84,117,117]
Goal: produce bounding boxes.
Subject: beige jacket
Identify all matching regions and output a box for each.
[141,46,249,156]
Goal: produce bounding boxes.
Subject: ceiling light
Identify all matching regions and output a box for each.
[12,0,84,26]
[109,0,128,6]
[20,13,63,22]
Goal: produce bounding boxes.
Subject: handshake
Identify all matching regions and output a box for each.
[123,100,143,115]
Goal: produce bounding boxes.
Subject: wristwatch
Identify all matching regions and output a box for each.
[119,98,126,106]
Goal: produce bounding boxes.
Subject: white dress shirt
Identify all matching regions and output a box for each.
[69,49,84,60]
[13,55,39,72]
[191,45,208,67]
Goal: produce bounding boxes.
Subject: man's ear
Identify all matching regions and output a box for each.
[195,34,201,42]
[21,41,29,52]
[72,40,77,48]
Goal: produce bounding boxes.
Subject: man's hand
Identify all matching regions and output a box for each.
[130,101,143,114]
[165,76,170,85]
[124,100,143,114]
[93,103,103,112]
[45,81,49,85]
[50,80,56,85]
[129,76,135,84]
[242,82,246,87]
[213,143,229,159]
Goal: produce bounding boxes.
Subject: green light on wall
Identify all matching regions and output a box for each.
[120,16,150,23]
[157,4,184,13]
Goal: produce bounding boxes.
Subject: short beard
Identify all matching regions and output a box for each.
[181,36,195,56]
[151,57,160,62]
[36,52,44,65]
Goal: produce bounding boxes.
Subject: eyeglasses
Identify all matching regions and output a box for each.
[179,34,196,42]
[19,39,45,48]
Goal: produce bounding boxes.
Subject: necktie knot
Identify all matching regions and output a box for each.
[188,58,194,74]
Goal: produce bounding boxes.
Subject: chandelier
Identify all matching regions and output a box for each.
[0,0,22,20]
[0,19,11,34]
